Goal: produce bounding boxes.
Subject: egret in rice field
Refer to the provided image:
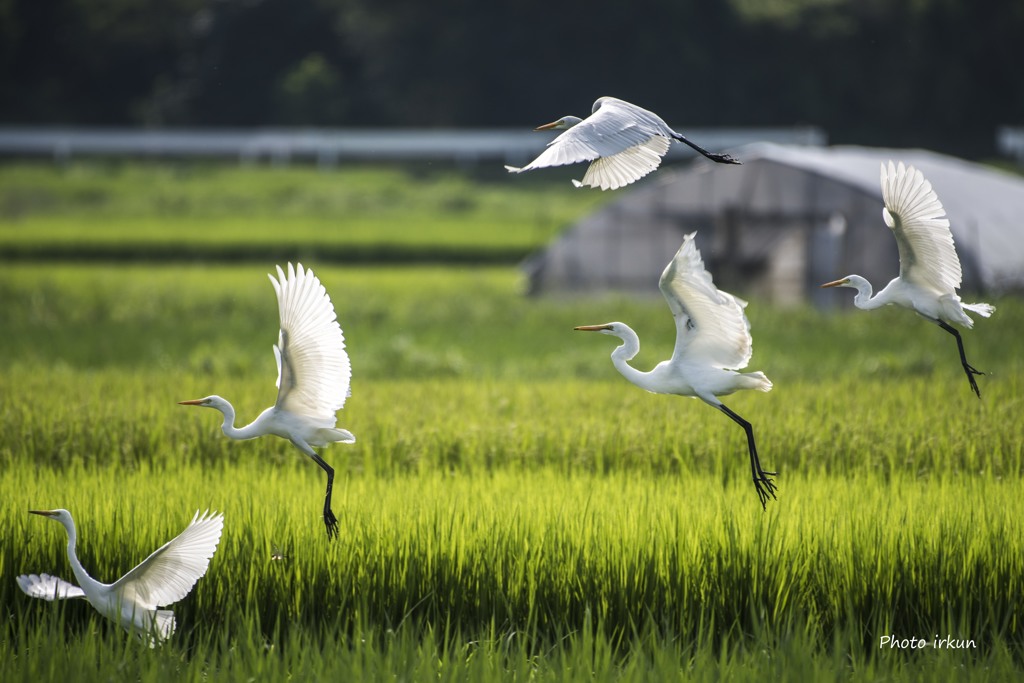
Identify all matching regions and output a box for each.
[822,161,994,397]
[180,263,354,538]
[17,509,223,646]
[575,232,777,508]
[505,96,740,190]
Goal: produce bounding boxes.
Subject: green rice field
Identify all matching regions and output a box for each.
[0,162,604,261]
[1,164,1022,681]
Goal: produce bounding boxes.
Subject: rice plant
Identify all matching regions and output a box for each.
[1,262,1022,680]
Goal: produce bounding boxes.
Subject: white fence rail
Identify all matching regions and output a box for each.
[0,126,827,166]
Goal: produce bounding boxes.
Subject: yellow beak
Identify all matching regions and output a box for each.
[820,278,849,289]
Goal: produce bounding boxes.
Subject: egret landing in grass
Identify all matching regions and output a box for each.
[505,96,740,191]
[822,161,994,398]
[17,509,223,646]
[180,263,354,538]
[575,232,776,508]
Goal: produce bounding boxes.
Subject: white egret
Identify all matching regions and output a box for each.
[822,161,994,398]
[179,263,354,538]
[575,232,776,508]
[17,509,223,646]
[505,96,740,191]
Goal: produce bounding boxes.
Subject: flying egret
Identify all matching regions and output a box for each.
[17,508,223,646]
[575,232,777,508]
[821,161,995,398]
[179,263,354,538]
[505,96,740,191]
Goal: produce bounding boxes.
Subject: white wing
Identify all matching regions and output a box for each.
[508,97,675,183]
[109,510,224,609]
[269,263,351,421]
[17,573,86,601]
[659,233,754,370]
[881,161,962,293]
[575,136,671,190]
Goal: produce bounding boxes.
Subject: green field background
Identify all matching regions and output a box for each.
[1,163,1022,680]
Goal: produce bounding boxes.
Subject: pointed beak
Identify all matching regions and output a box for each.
[29,510,57,517]
[535,120,561,131]
[178,399,205,406]
[820,278,849,289]
[574,324,611,332]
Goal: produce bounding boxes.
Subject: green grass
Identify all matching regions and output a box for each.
[4,462,1023,681]
[1,261,1022,680]
[0,162,607,261]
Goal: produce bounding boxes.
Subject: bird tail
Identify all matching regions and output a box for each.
[741,371,773,393]
[963,302,995,319]
[504,164,524,173]
[155,610,176,639]
[139,610,176,648]
[321,428,356,444]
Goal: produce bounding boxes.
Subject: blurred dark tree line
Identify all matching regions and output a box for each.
[1,0,1021,157]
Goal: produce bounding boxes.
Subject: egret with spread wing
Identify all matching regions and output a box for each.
[822,161,994,398]
[18,509,223,646]
[180,263,354,537]
[575,233,776,508]
[505,96,740,191]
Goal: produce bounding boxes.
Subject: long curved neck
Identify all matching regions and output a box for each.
[212,400,264,440]
[608,326,660,393]
[849,277,884,310]
[60,517,95,590]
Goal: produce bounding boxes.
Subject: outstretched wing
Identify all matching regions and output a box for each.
[575,136,671,190]
[881,161,962,293]
[17,573,86,601]
[269,263,351,421]
[507,97,673,178]
[659,233,754,370]
[110,510,224,609]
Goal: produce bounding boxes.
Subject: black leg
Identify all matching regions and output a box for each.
[935,319,984,398]
[308,451,339,539]
[672,133,741,165]
[717,403,777,509]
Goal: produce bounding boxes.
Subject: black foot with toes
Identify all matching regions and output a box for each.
[963,363,984,399]
[753,470,778,511]
[708,152,741,165]
[324,509,339,539]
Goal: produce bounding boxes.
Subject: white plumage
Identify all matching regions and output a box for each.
[270,262,352,423]
[180,263,354,537]
[18,509,223,646]
[822,161,995,397]
[575,233,776,508]
[17,573,86,600]
[881,160,963,296]
[505,96,740,190]
[660,234,756,373]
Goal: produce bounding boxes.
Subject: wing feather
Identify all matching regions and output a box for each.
[270,263,351,420]
[881,161,962,293]
[110,510,224,609]
[659,233,754,370]
[577,136,671,190]
[17,573,86,601]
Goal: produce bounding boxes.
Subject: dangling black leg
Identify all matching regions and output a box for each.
[291,439,339,538]
[717,403,777,509]
[672,133,741,165]
[935,319,984,398]
[306,449,339,539]
[294,446,337,540]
